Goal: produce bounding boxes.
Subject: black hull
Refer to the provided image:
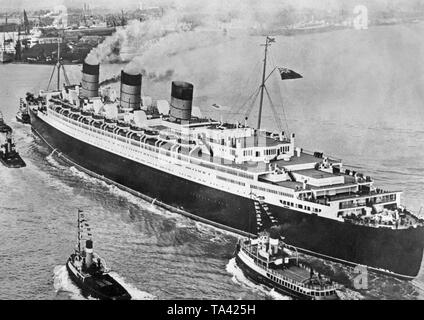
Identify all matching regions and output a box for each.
[66,261,130,300]
[30,109,424,279]
[0,153,26,168]
[16,114,31,124]
[0,124,12,133]
[269,203,424,280]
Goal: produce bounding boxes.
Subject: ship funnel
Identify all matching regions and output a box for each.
[81,62,100,98]
[85,239,93,268]
[169,81,193,122]
[120,70,142,110]
[269,229,280,254]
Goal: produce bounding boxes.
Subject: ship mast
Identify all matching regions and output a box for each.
[46,31,70,91]
[57,41,60,90]
[77,209,82,253]
[230,36,286,130]
[3,13,6,48]
[257,37,272,129]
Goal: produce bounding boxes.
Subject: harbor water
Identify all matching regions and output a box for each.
[0,23,424,299]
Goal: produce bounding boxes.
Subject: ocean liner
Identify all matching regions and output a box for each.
[27,37,424,279]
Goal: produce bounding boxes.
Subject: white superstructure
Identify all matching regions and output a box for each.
[30,82,408,230]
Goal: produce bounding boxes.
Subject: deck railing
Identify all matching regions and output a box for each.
[47,104,259,181]
[239,243,337,294]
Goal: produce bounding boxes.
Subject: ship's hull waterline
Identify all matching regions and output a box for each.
[30,108,424,280]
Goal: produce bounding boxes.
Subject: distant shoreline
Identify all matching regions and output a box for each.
[252,18,424,37]
[10,61,82,66]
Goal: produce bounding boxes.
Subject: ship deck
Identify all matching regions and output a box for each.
[272,265,310,283]
[273,151,340,167]
[45,101,372,194]
[247,245,311,283]
[296,168,335,179]
[192,151,269,173]
[274,180,304,190]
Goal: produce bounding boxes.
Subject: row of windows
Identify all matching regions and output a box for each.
[372,194,397,204]
[55,113,249,190]
[268,273,302,294]
[238,172,253,179]
[264,149,277,156]
[55,113,162,166]
[243,248,330,296]
[251,185,294,198]
[250,252,329,296]
[280,200,322,213]
[268,273,332,297]
[280,145,290,153]
[216,175,246,186]
[51,109,255,180]
[55,115,220,191]
[242,148,277,157]
[243,150,253,157]
[339,194,397,209]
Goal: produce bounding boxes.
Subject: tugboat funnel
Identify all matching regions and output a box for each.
[85,239,93,268]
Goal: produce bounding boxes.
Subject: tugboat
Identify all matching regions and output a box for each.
[16,98,31,124]
[0,131,26,168]
[66,209,131,300]
[235,228,339,300]
[0,112,12,133]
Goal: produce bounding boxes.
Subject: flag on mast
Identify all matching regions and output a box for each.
[277,67,303,80]
[267,36,276,43]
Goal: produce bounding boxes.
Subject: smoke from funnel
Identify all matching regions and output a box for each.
[84,54,99,66]
[84,0,319,118]
[84,0,294,67]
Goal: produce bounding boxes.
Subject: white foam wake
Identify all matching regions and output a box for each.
[46,151,66,169]
[108,272,155,300]
[53,265,154,300]
[69,166,111,188]
[335,288,364,300]
[53,265,88,300]
[225,258,290,300]
[193,220,240,243]
[68,166,201,225]
[411,279,424,299]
